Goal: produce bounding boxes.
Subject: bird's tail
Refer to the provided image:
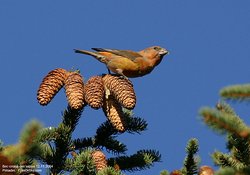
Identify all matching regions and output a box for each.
[74,49,106,63]
[74,49,99,57]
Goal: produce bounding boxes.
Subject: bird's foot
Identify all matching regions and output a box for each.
[119,75,129,80]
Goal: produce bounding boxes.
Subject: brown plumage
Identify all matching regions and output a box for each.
[74,46,169,78]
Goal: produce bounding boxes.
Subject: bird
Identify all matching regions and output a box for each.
[74,46,169,78]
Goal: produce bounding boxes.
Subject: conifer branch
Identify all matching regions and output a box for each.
[61,106,83,132]
[0,140,3,152]
[2,121,42,163]
[200,99,250,174]
[36,106,83,174]
[72,136,127,154]
[240,168,250,175]
[215,167,236,175]
[220,84,250,101]
[47,126,72,174]
[227,134,250,166]
[96,121,119,138]
[182,138,199,175]
[97,167,124,175]
[212,151,243,168]
[37,142,54,161]
[35,127,58,142]
[215,167,250,175]
[199,107,250,138]
[108,149,161,172]
[64,157,74,172]
[1,120,43,173]
[73,137,95,150]
[216,101,237,116]
[125,116,148,134]
[94,136,127,154]
[95,113,148,138]
[18,120,43,162]
[160,170,169,175]
[70,149,96,175]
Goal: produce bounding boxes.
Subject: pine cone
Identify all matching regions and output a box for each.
[37,68,68,105]
[84,76,104,109]
[91,150,107,172]
[113,164,120,171]
[65,72,84,110]
[170,170,182,175]
[102,95,127,132]
[102,74,136,109]
[198,166,214,175]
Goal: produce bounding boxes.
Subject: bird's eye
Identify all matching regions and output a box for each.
[153,46,160,50]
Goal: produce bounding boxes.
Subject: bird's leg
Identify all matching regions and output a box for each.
[106,67,111,74]
[116,68,129,80]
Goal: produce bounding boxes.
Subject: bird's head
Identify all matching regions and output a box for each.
[140,46,169,67]
[140,46,169,58]
[151,46,169,56]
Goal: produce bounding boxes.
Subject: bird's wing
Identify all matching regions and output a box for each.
[92,48,142,61]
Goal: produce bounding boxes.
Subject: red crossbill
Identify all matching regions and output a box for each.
[74,46,169,78]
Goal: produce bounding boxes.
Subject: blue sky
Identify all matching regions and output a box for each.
[1,1,250,175]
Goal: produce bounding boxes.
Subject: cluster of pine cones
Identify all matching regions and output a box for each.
[37,68,136,132]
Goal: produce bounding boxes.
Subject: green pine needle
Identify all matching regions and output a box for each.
[216,101,237,116]
[199,107,250,137]
[73,137,95,150]
[97,167,124,175]
[96,121,119,138]
[183,138,199,175]
[37,142,54,161]
[126,117,148,134]
[36,107,83,174]
[215,167,250,175]
[108,149,161,172]
[61,106,83,132]
[73,136,127,155]
[212,151,244,169]
[95,116,147,138]
[185,138,199,155]
[96,136,127,154]
[19,120,43,162]
[215,167,236,175]
[0,140,3,152]
[36,127,58,142]
[160,170,169,175]
[227,134,250,166]
[70,148,96,175]
[220,84,250,101]
[19,120,43,145]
